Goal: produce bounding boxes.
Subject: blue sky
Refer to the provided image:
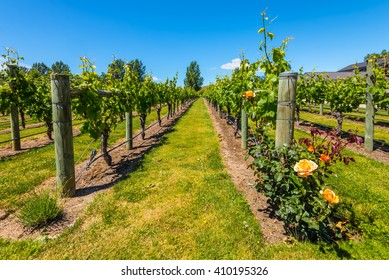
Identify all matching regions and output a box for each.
[1,0,388,86]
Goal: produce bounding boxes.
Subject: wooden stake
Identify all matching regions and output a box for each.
[365,61,374,152]
[10,104,21,151]
[51,74,76,197]
[241,108,248,149]
[319,103,324,115]
[126,110,133,150]
[275,72,298,148]
[7,65,21,151]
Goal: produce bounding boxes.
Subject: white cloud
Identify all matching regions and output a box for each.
[221,58,241,70]
[152,76,159,81]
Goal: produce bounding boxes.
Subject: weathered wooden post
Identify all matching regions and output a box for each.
[275,72,298,148]
[365,61,374,152]
[217,103,222,118]
[125,110,133,150]
[241,108,248,149]
[319,103,324,115]
[51,74,76,197]
[7,64,21,151]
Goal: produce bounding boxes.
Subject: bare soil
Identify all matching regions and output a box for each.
[0,104,193,240]
[204,101,288,244]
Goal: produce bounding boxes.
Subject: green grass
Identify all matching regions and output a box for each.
[0,101,388,260]
[299,111,389,144]
[0,107,168,209]
[18,192,62,228]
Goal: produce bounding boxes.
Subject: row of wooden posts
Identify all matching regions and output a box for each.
[240,65,376,153]
[6,66,377,197]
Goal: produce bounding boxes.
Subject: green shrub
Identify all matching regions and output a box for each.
[247,128,363,242]
[19,192,63,229]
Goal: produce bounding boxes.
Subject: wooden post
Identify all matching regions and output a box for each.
[7,65,21,151]
[51,74,76,197]
[275,72,298,148]
[365,61,374,152]
[125,110,133,150]
[241,108,248,149]
[319,103,324,115]
[217,104,222,118]
[10,104,21,151]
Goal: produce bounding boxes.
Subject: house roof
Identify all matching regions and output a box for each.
[304,71,366,80]
[338,58,387,72]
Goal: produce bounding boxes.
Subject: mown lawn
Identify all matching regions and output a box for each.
[0,100,388,260]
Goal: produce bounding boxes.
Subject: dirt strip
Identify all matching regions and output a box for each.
[205,100,287,244]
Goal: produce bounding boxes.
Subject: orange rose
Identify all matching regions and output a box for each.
[308,145,314,152]
[244,90,255,98]
[293,159,318,178]
[320,189,339,204]
[320,154,330,163]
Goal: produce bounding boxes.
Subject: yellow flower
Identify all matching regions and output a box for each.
[308,145,314,152]
[293,159,318,178]
[244,90,255,98]
[320,189,340,204]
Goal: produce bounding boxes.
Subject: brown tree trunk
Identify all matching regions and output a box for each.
[20,109,26,129]
[332,110,343,135]
[101,129,112,166]
[156,107,162,127]
[234,116,240,138]
[46,121,53,140]
[140,114,147,140]
[295,106,300,125]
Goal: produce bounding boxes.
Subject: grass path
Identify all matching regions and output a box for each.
[0,100,264,259]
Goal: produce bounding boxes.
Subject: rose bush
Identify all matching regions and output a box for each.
[248,128,362,242]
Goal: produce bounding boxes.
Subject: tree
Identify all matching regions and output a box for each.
[127,59,146,82]
[364,49,388,60]
[184,61,203,91]
[31,62,51,75]
[51,61,71,74]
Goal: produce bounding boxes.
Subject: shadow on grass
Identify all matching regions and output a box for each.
[319,243,353,260]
